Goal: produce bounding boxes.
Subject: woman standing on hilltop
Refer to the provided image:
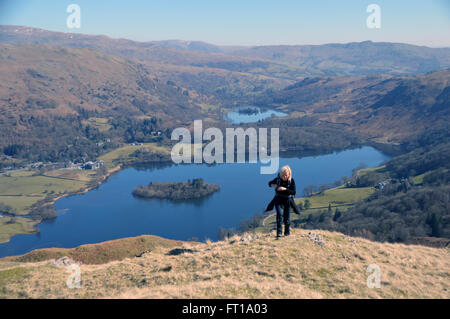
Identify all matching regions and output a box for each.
[266,165,298,238]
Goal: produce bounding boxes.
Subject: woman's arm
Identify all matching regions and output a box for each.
[273,178,296,195]
[286,178,296,196]
[268,177,278,188]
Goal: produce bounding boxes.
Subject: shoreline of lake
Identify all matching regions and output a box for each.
[1,143,393,246]
[0,164,123,245]
[0,146,390,255]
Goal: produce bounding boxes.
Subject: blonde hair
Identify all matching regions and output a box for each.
[280,165,292,181]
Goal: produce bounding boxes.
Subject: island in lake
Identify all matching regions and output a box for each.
[132,178,220,200]
[237,107,260,115]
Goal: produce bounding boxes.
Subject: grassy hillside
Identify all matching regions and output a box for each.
[0,26,292,105]
[0,229,448,298]
[0,234,186,265]
[0,42,212,163]
[0,43,206,123]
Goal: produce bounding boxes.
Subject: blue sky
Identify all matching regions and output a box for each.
[0,0,449,47]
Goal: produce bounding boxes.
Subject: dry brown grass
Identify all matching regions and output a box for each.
[0,229,448,299]
[0,235,187,266]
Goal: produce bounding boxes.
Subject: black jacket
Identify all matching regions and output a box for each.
[265,174,300,214]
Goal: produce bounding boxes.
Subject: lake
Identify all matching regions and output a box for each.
[224,106,287,124]
[0,146,391,257]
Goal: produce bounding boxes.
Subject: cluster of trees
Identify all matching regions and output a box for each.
[237,107,260,115]
[132,178,220,201]
[108,117,170,143]
[25,196,59,221]
[346,170,390,188]
[422,169,450,186]
[249,115,364,154]
[385,142,450,178]
[297,132,450,244]
[299,184,449,243]
[84,166,110,190]
[401,123,450,152]
[119,149,172,166]
[0,115,117,163]
[276,125,363,154]
[0,111,172,164]
[0,202,16,215]
[29,204,57,221]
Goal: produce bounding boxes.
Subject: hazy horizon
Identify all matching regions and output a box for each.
[2,24,450,49]
[1,0,449,47]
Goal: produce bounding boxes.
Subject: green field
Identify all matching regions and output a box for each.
[81,117,112,132]
[295,185,375,212]
[0,170,90,215]
[98,142,172,168]
[261,185,375,228]
[356,164,386,175]
[299,164,383,214]
[412,173,426,185]
[0,142,173,243]
[0,216,40,244]
[0,169,94,243]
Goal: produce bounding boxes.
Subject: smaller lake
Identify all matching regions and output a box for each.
[225,106,287,124]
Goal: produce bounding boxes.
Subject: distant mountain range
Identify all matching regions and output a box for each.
[2,25,450,78]
[0,25,448,157]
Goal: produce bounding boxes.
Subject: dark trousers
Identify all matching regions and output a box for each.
[275,201,290,236]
